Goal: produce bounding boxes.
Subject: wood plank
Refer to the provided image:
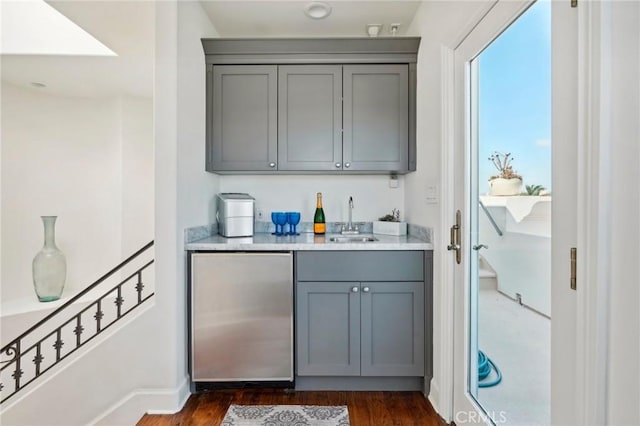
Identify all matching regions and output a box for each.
[137,389,445,425]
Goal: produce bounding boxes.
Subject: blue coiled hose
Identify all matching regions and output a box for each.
[478,350,502,388]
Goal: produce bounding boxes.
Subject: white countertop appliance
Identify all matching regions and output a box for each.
[216,193,254,237]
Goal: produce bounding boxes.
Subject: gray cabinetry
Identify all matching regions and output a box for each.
[296,281,360,376]
[360,281,424,376]
[296,251,425,378]
[208,65,277,172]
[202,38,420,174]
[278,66,342,171]
[343,65,409,171]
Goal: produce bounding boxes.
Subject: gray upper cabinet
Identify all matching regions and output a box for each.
[343,65,409,172]
[208,65,278,172]
[278,66,342,171]
[202,38,420,174]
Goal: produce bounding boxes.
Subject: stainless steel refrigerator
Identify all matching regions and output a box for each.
[189,252,293,388]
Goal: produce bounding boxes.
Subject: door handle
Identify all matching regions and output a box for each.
[447,210,462,264]
[472,244,488,251]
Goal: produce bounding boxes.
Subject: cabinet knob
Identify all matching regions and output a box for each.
[344,162,351,168]
[269,162,276,168]
[362,286,370,293]
[335,163,341,168]
[351,286,359,293]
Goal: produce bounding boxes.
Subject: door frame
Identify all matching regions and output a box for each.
[437,0,611,423]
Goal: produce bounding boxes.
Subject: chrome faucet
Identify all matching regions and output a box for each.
[342,196,359,234]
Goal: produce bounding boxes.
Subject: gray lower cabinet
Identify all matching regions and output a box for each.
[296,251,425,378]
[360,281,424,376]
[208,65,278,172]
[296,281,361,376]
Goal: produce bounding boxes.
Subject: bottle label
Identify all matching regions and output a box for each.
[314,223,326,234]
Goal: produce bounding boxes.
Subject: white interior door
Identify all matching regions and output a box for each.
[449,0,579,423]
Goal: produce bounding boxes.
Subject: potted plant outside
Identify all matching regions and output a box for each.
[373,208,407,236]
[488,151,523,196]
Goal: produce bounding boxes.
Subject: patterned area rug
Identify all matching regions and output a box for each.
[221,405,350,426]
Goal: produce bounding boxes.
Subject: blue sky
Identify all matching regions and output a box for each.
[478,0,551,191]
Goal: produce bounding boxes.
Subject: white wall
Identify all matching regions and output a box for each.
[606,1,640,423]
[0,83,153,305]
[172,0,220,397]
[1,52,159,426]
[1,83,122,303]
[405,0,492,412]
[121,97,154,255]
[219,175,404,224]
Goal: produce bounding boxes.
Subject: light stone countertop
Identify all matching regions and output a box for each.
[185,232,432,251]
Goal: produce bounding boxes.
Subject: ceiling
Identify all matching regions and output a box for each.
[199,1,421,38]
[1,1,155,99]
[0,1,422,99]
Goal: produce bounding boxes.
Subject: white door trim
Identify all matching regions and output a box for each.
[433,43,456,421]
[575,1,611,424]
[437,0,612,423]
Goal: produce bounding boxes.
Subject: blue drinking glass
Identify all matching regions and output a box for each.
[271,212,282,235]
[275,212,288,236]
[287,212,301,235]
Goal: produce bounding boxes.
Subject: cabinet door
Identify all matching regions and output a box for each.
[296,281,360,376]
[209,65,278,171]
[278,65,343,171]
[343,65,409,172]
[360,281,424,376]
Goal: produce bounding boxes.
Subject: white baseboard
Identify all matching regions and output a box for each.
[428,379,444,422]
[89,378,190,425]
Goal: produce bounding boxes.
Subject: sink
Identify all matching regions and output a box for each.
[328,235,379,243]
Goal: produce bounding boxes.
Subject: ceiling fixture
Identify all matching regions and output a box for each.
[366,24,383,38]
[303,2,332,20]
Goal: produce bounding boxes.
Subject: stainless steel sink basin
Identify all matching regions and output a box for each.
[328,235,378,243]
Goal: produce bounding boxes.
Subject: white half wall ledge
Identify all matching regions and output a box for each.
[90,378,190,425]
[480,195,552,223]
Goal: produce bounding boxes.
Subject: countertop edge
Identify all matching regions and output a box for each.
[184,233,433,251]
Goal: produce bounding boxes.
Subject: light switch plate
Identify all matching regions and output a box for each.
[389,175,399,188]
[426,185,438,204]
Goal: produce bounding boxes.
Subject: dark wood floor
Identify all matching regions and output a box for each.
[137,389,445,426]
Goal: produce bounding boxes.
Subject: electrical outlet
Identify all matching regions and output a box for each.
[256,209,265,220]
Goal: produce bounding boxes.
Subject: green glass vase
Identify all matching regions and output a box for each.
[32,216,66,302]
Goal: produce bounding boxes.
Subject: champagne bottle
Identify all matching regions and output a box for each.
[314,192,326,235]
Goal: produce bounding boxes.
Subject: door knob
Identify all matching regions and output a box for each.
[344,162,351,168]
[362,286,370,293]
[269,162,276,168]
[351,286,359,293]
[472,244,488,251]
[335,163,341,168]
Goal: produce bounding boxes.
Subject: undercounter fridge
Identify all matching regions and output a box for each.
[189,252,293,390]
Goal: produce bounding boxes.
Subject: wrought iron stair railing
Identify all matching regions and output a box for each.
[0,241,155,403]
